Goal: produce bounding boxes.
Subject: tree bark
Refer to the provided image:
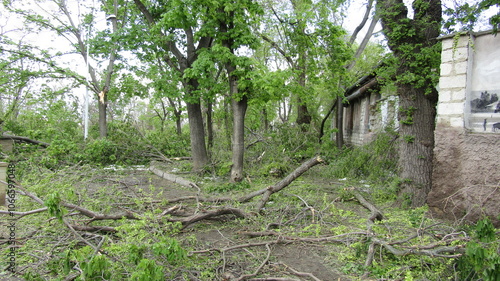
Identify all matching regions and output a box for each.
[336,96,344,149]
[1,134,50,147]
[98,91,108,138]
[230,94,248,182]
[186,100,209,172]
[377,0,441,207]
[397,86,437,206]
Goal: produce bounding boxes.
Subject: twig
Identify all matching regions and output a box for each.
[62,219,97,251]
[285,193,315,223]
[237,244,272,280]
[278,262,322,281]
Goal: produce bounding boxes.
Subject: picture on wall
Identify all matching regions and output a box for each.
[469,90,500,132]
[468,33,500,133]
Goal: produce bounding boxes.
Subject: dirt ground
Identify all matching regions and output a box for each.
[101,165,354,280]
[1,163,372,280]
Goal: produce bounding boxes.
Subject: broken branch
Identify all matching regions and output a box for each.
[257,156,323,211]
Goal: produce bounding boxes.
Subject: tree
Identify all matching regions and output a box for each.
[0,10,82,134]
[132,0,213,171]
[376,0,441,207]
[188,0,262,182]
[2,0,124,139]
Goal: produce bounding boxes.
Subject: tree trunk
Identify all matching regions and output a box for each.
[167,97,182,136]
[185,79,209,172]
[397,85,437,207]
[336,96,344,149]
[377,0,441,207]
[262,107,269,133]
[206,99,214,152]
[296,97,311,126]
[231,94,248,183]
[295,50,311,126]
[98,92,108,138]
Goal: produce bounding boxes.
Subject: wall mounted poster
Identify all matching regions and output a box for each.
[468,33,500,133]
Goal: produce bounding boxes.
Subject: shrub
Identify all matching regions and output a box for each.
[84,138,118,165]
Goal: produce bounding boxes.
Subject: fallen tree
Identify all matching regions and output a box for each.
[1,134,50,147]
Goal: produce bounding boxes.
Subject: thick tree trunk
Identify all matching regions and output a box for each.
[397,86,437,207]
[231,94,248,183]
[296,97,311,126]
[186,91,209,172]
[377,0,441,207]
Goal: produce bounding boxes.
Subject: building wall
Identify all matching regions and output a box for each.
[341,92,398,146]
[428,32,500,226]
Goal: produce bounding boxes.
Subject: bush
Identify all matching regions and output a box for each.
[84,138,118,165]
[327,132,398,183]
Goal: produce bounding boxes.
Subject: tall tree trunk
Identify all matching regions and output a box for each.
[231,94,248,182]
[186,80,208,172]
[262,107,269,133]
[186,101,208,172]
[295,46,311,126]
[98,91,108,138]
[167,97,182,136]
[226,62,246,182]
[296,97,311,126]
[377,0,441,207]
[206,99,214,153]
[397,85,437,206]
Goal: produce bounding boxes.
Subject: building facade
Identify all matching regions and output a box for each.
[428,31,500,225]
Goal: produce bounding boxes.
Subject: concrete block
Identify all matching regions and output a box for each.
[439,90,452,102]
[449,117,465,128]
[436,116,450,126]
[451,88,467,101]
[442,35,470,50]
[454,61,469,75]
[439,74,467,89]
[441,47,468,63]
[437,102,464,116]
[440,63,453,76]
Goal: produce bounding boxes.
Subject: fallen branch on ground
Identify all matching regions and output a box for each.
[257,156,323,211]
[1,134,50,147]
[149,165,200,188]
[171,207,247,229]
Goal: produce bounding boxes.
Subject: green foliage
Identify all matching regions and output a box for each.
[403,134,415,143]
[131,259,164,281]
[444,0,500,33]
[151,237,187,264]
[327,131,398,184]
[400,106,416,125]
[84,138,118,165]
[458,218,500,281]
[79,254,113,281]
[44,192,65,221]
